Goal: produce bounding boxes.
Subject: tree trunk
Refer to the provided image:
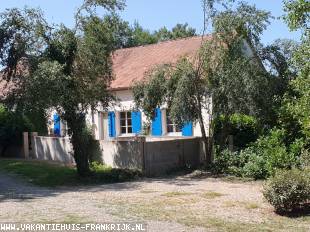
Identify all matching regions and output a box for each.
[66,113,91,177]
[197,111,212,164]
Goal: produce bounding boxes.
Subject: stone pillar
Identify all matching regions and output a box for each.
[23,132,29,159]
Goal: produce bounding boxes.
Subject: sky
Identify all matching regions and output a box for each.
[0,0,302,45]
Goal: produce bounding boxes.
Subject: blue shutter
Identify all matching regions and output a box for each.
[182,122,193,136]
[132,111,142,134]
[108,112,116,138]
[152,108,162,136]
[53,114,61,136]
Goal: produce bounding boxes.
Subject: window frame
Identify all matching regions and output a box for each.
[120,111,133,135]
[166,111,182,134]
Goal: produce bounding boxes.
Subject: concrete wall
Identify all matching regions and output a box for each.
[31,135,203,176]
[32,136,74,164]
[99,137,144,170]
[144,138,201,176]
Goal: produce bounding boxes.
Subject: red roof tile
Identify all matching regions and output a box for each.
[110,36,209,90]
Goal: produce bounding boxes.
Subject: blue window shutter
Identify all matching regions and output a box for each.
[108,112,116,138]
[182,122,193,136]
[152,108,162,136]
[53,114,61,136]
[132,111,142,134]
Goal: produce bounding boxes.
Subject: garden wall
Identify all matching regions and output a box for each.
[30,135,204,176]
[32,136,74,164]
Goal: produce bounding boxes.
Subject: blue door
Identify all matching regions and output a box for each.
[53,114,61,136]
[152,108,162,136]
[132,111,142,134]
[182,122,193,136]
[108,112,116,137]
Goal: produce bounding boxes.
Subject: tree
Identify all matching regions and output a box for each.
[127,22,158,47]
[0,104,31,156]
[154,23,196,41]
[133,1,272,161]
[0,0,124,176]
[280,0,310,146]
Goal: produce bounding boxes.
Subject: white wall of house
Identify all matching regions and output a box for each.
[48,89,212,140]
[88,89,212,140]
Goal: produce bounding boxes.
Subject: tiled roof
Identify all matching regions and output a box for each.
[0,37,210,97]
[111,36,209,90]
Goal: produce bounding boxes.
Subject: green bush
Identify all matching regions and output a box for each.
[242,154,268,179]
[0,105,32,156]
[210,128,305,180]
[90,162,142,182]
[214,114,259,150]
[300,149,310,169]
[210,147,251,176]
[263,168,310,213]
[245,129,297,178]
[210,148,236,174]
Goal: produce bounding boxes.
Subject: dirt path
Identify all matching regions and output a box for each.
[0,172,309,232]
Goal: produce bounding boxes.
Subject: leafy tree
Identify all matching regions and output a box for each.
[127,21,158,47]
[133,2,271,161]
[154,23,196,41]
[0,104,32,156]
[284,0,309,30]
[0,0,124,176]
[280,0,310,147]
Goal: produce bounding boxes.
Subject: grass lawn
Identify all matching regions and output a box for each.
[0,159,141,187]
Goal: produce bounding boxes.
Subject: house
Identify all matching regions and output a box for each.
[49,36,212,139]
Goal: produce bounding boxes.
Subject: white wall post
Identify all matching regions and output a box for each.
[161,108,167,136]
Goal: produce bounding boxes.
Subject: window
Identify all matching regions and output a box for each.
[120,111,132,134]
[166,112,181,133]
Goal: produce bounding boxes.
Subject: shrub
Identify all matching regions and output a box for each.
[263,168,310,213]
[210,148,236,174]
[0,105,32,156]
[210,147,251,176]
[214,114,259,150]
[249,129,297,177]
[210,129,303,179]
[242,154,268,179]
[300,149,310,168]
[90,162,142,182]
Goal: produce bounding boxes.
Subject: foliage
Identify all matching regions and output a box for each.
[127,22,196,48]
[263,168,310,213]
[155,23,196,41]
[133,2,273,163]
[0,159,141,187]
[210,128,304,179]
[0,105,32,156]
[90,162,142,182]
[0,3,121,176]
[214,114,259,149]
[95,16,197,49]
[242,154,268,179]
[300,149,310,168]
[209,146,254,176]
[280,0,310,154]
[212,1,272,48]
[284,0,309,30]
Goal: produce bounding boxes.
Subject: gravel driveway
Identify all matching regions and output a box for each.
[0,172,309,232]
